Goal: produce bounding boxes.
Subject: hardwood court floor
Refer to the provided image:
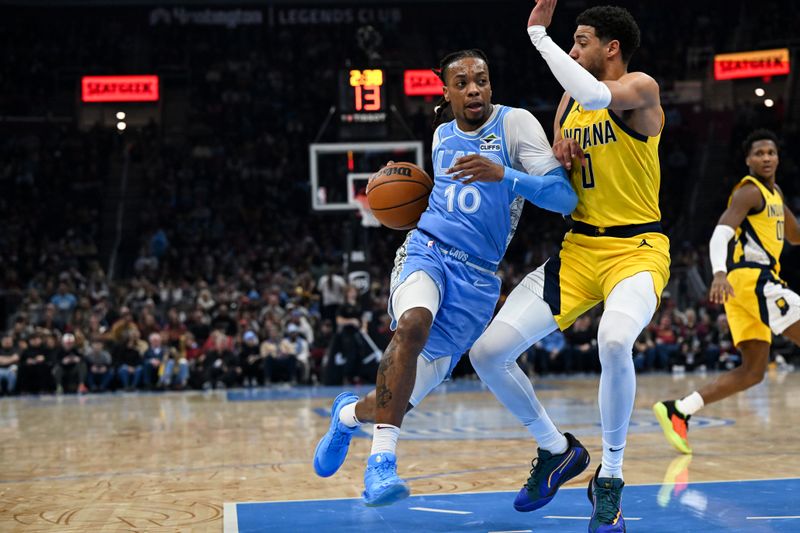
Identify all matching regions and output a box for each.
[1,371,798,532]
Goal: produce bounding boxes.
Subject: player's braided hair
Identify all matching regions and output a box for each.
[432,49,489,128]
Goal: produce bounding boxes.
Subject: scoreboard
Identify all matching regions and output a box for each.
[339,69,386,123]
[337,67,443,139]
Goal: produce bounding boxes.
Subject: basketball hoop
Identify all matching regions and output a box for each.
[355,193,381,228]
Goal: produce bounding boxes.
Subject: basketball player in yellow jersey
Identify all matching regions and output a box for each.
[654,129,800,455]
[465,2,665,530]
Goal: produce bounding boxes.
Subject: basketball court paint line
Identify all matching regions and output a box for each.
[225,478,800,532]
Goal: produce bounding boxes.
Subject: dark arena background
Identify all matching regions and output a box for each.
[1,1,799,532]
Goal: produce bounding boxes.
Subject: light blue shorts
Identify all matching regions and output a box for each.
[389,230,501,376]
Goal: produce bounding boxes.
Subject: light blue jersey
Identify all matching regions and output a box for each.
[390,104,570,372]
[418,104,558,265]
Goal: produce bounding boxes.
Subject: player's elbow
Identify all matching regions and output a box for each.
[575,82,613,111]
[541,182,578,215]
[560,187,579,215]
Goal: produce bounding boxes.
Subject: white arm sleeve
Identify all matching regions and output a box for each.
[528,25,612,111]
[432,123,445,151]
[503,108,561,176]
[709,225,736,274]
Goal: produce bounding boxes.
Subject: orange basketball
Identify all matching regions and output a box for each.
[366,162,433,230]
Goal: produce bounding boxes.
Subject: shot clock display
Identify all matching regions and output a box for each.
[339,68,386,124]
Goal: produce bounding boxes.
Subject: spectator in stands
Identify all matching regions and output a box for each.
[138,310,161,340]
[0,335,20,395]
[186,309,211,345]
[163,307,187,348]
[310,319,335,384]
[706,314,739,370]
[323,285,368,385]
[201,331,234,389]
[85,339,113,392]
[50,282,77,319]
[142,332,167,389]
[562,315,598,373]
[19,332,53,394]
[264,325,297,384]
[114,331,144,391]
[159,347,189,390]
[282,323,310,384]
[317,264,346,322]
[108,307,138,348]
[211,305,238,337]
[652,315,680,370]
[633,328,656,372]
[677,308,705,370]
[37,303,65,333]
[54,333,86,394]
[241,330,263,387]
[197,287,216,313]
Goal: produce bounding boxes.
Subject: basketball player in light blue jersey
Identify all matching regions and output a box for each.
[313,49,578,506]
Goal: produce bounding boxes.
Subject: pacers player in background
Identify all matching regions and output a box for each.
[467,2,668,530]
[654,129,800,454]
[313,49,579,506]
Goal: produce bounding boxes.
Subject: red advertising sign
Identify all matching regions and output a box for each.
[81,75,160,102]
[714,49,790,81]
[404,70,443,96]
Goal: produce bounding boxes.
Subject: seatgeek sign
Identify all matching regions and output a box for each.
[714,49,790,80]
[81,75,160,103]
[404,70,443,97]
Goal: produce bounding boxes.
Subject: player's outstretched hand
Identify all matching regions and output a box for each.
[709,272,735,304]
[553,138,586,171]
[528,0,558,29]
[447,154,504,184]
[370,160,395,182]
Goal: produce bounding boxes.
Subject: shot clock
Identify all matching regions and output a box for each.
[338,68,388,138]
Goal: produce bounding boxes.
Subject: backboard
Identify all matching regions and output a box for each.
[309,141,424,211]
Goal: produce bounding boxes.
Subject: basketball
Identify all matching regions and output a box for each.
[366,162,433,230]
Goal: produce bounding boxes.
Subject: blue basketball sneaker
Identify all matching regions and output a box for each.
[513,432,590,512]
[313,392,358,477]
[362,452,410,507]
[588,466,626,532]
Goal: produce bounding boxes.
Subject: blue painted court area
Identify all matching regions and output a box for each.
[225,478,800,533]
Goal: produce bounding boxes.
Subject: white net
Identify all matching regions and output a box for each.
[355,194,381,228]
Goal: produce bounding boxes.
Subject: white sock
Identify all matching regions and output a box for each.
[599,440,625,480]
[676,391,704,416]
[528,424,568,455]
[338,401,361,428]
[370,424,400,456]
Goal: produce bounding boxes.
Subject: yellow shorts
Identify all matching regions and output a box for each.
[724,267,800,346]
[535,231,671,329]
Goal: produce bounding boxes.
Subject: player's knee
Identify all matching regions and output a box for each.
[395,309,432,352]
[598,336,631,362]
[468,337,491,374]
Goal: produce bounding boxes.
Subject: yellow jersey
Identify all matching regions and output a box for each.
[560,98,663,227]
[728,175,785,275]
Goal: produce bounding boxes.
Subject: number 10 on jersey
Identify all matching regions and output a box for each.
[444,184,482,214]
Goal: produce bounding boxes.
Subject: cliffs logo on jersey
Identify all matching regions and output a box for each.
[563,120,618,150]
[480,133,501,152]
